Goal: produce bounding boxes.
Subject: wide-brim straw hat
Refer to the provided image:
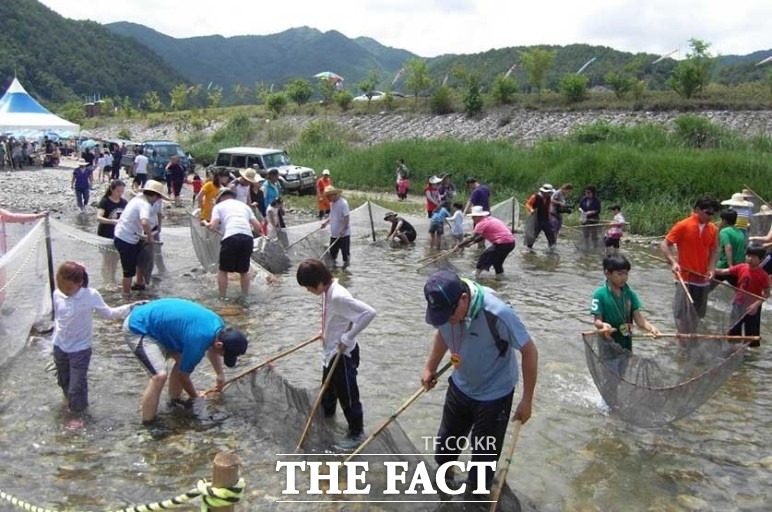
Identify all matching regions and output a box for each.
[323,185,342,197]
[753,204,772,216]
[141,180,170,200]
[428,175,442,185]
[467,205,490,217]
[721,192,753,208]
[240,168,263,184]
[539,183,555,194]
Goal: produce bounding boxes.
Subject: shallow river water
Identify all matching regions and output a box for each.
[0,210,769,512]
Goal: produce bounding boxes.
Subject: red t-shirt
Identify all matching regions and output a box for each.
[665,213,718,285]
[728,263,769,306]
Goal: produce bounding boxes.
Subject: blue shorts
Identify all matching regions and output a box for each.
[429,222,444,235]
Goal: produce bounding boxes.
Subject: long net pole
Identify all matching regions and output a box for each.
[44,217,55,320]
[367,201,376,241]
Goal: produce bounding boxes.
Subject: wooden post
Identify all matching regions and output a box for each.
[211,452,241,511]
[43,217,55,320]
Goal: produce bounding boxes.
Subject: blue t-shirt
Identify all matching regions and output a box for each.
[72,166,93,189]
[437,289,532,401]
[430,206,451,225]
[127,298,224,374]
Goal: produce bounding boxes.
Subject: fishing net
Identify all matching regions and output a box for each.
[563,223,608,253]
[0,220,50,368]
[744,188,772,237]
[251,198,520,273]
[582,331,750,428]
[230,366,524,510]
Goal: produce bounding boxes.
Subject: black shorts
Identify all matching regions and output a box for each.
[219,234,253,273]
[114,237,142,278]
[604,236,621,248]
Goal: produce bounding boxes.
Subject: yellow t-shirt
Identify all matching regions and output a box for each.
[199,181,220,221]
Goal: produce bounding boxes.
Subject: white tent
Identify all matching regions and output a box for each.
[0,78,80,133]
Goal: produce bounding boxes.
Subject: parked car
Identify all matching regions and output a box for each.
[210,147,316,194]
[352,90,406,102]
[119,140,194,180]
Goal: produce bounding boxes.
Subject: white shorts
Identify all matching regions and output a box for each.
[123,317,171,376]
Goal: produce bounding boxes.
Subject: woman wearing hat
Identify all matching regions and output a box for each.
[113,180,170,294]
[524,184,557,252]
[320,186,351,268]
[454,206,516,279]
[230,168,261,207]
[424,176,442,218]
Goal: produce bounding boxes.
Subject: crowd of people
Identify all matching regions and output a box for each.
[4,151,771,501]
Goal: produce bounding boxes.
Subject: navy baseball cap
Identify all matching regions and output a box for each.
[424,270,464,326]
[218,328,249,367]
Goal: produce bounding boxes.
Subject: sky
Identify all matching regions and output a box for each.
[39,0,772,58]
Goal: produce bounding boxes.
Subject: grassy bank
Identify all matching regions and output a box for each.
[288,121,771,235]
[188,115,771,236]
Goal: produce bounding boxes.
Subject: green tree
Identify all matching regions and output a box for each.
[667,38,714,99]
[143,90,163,112]
[604,71,634,99]
[264,92,288,118]
[404,58,433,105]
[462,74,484,116]
[232,84,249,105]
[56,101,85,124]
[357,70,379,109]
[207,86,223,108]
[559,74,589,102]
[429,86,454,115]
[285,79,314,105]
[169,83,190,111]
[333,90,354,111]
[317,79,336,104]
[521,48,556,98]
[490,74,518,105]
[120,96,135,117]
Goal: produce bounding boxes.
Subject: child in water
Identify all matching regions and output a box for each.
[296,258,376,449]
[591,254,661,351]
[52,261,142,414]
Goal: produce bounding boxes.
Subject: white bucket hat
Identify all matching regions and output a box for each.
[467,205,490,217]
[721,192,753,208]
[753,204,772,216]
[540,183,555,194]
[429,175,442,185]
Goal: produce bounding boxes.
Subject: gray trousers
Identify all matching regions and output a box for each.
[53,346,92,413]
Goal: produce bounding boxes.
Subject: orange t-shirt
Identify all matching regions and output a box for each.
[665,213,718,284]
[199,181,220,221]
[316,177,332,210]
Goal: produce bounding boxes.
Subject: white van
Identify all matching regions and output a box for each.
[211,147,316,193]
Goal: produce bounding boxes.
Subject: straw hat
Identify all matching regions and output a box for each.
[721,192,753,208]
[539,183,555,194]
[323,185,342,197]
[141,180,170,200]
[753,204,772,216]
[428,175,442,185]
[467,205,490,217]
[239,168,263,184]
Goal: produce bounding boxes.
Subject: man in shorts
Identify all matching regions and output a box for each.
[202,188,262,299]
[123,298,249,423]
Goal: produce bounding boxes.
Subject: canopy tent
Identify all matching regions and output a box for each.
[0,78,79,133]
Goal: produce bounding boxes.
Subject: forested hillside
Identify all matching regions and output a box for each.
[0,0,186,103]
[106,23,415,93]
